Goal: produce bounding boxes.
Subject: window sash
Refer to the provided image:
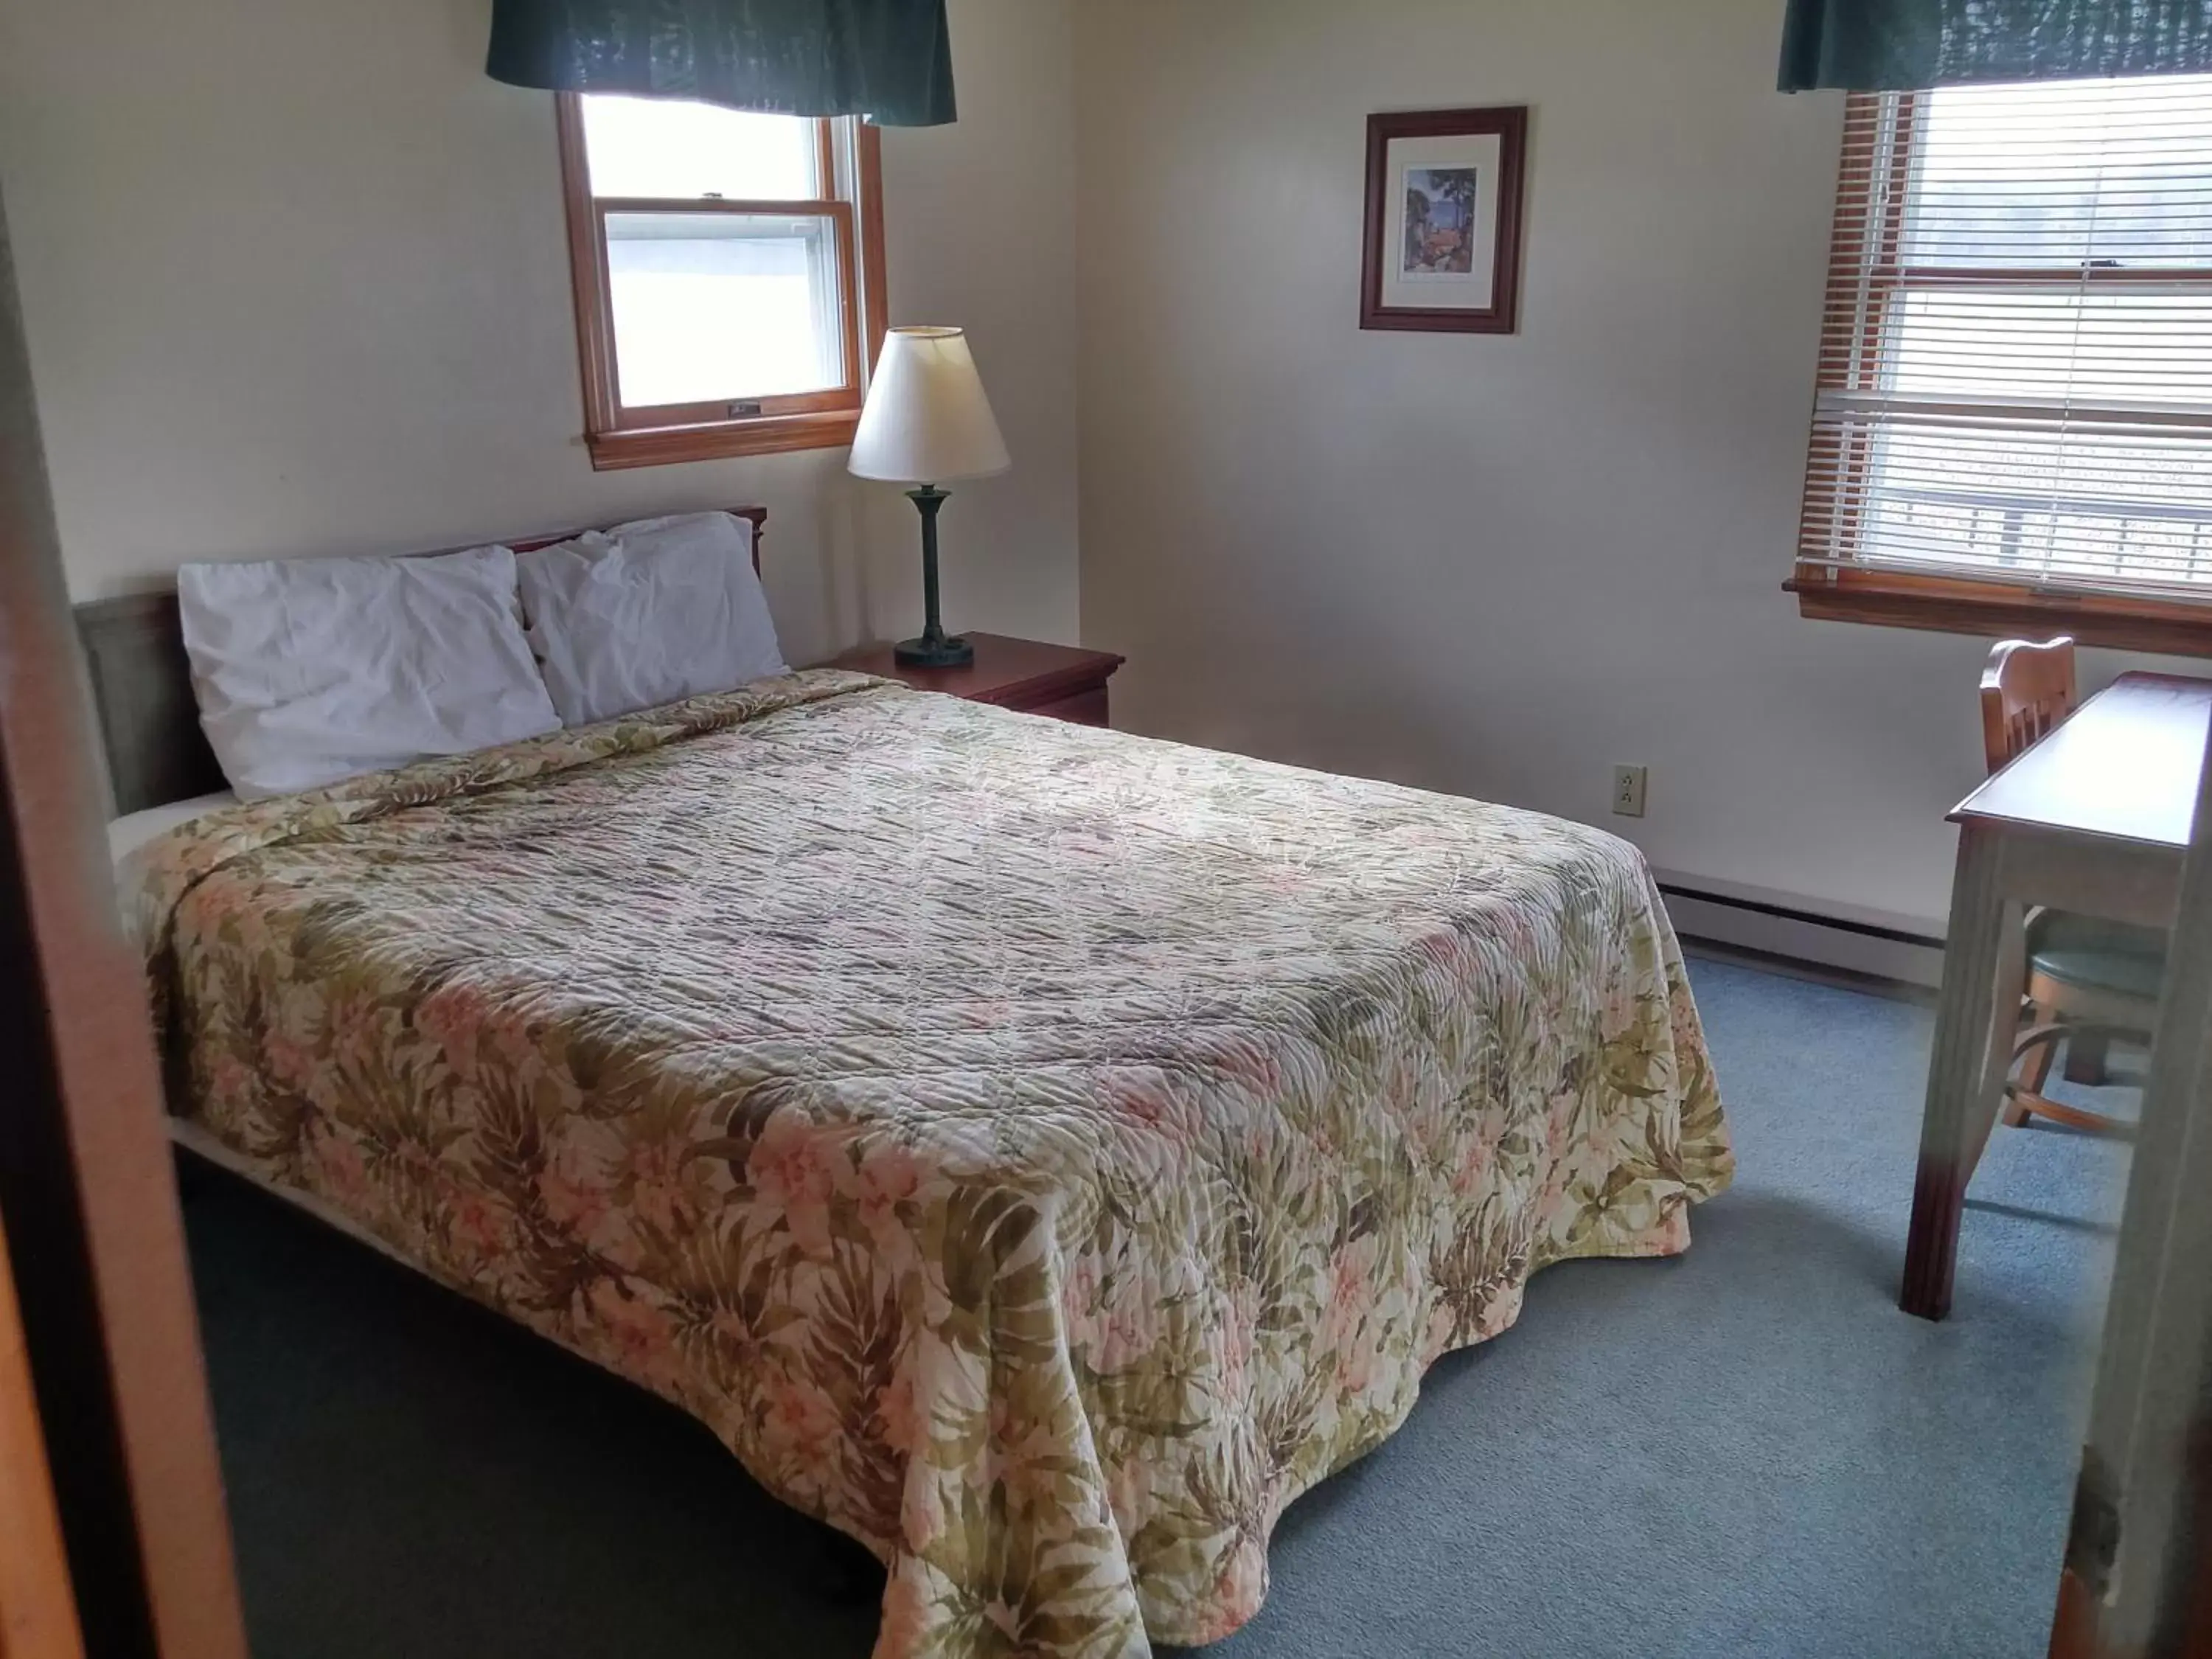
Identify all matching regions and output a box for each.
[592,198,861,423]
[1793,88,2212,648]
[554,97,886,470]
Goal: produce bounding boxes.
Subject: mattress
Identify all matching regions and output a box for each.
[127,668,1733,1657]
[109,790,237,862]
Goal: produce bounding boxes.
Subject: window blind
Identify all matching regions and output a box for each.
[1798,74,2212,604]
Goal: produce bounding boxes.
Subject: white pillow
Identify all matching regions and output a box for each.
[515,512,787,727]
[178,544,563,801]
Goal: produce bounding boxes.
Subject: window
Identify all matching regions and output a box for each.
[1791,76,2212,655]
[555,95,887,470]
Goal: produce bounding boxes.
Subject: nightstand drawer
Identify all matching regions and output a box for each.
[1021,687,1109,727]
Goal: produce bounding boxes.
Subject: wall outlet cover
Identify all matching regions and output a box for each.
[1613,765,1647,818]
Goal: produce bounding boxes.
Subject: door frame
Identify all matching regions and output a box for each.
[0,184,246,1658]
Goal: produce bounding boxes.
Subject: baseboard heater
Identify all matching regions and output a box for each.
[1658,881,1945,990]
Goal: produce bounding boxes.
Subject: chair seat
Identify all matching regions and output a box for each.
[2028,911,2167,1001]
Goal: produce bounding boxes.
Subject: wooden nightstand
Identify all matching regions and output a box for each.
[827,633,1126,727]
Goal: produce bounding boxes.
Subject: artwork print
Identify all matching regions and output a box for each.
[1402,167,1481,277]
[1360,106,1528,335]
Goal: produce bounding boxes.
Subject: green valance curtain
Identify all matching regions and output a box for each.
[486,0,956,125]
[1780,0,2212,88]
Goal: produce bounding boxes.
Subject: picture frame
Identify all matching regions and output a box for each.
[1360,105,1528,335]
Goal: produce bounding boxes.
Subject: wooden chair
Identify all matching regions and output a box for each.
[1980,637,2079,774]
[1982,639,2163,1136]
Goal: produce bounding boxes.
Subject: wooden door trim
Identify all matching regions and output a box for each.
[0,186,246,1659]
[0,1198,83,1659]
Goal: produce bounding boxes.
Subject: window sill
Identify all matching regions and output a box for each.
[586,410,861,472]
[1787,573,2212,658]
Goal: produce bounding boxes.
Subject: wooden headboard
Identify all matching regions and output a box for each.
[74,506,768,818]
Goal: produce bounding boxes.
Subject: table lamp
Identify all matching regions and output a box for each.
[848,326,1011,668]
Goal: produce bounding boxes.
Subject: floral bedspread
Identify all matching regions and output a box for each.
[131,669,1732,1657]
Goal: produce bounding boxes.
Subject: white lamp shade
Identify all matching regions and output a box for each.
[848,327,1012,484]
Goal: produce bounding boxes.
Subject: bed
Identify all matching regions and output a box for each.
[86,508,1733,1658]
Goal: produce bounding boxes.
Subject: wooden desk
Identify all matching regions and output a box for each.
[1902,672,2210,1320]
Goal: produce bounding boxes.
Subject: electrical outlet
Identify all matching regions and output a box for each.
[1612,765,1648,818]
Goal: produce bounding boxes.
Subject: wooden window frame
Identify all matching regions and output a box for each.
[555,96,889,471]
[1787,90,2212,658]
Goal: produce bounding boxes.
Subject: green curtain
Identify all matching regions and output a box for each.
[487,0,956,125]
[1780,0,2212,88]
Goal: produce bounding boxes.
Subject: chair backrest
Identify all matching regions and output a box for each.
[1980,637,2078,775]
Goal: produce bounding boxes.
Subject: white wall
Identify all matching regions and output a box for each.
[1074,0,2180,931]
[0,0,1078,670]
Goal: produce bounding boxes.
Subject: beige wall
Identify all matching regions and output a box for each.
[1074,0,2178,931]
[6,0,2182,928]
[0,0,1078,670]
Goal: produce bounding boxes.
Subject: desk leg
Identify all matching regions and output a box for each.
[1902,824,2016,1321]
[1965,891,2029,1180]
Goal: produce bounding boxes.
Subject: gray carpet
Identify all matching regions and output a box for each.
[181,956,2133,1658]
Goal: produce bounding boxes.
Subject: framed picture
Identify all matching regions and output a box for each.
[1360,105,1528,335]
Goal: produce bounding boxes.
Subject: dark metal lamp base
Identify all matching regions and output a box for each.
[897,486,970,669]
[895,634,973,669]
